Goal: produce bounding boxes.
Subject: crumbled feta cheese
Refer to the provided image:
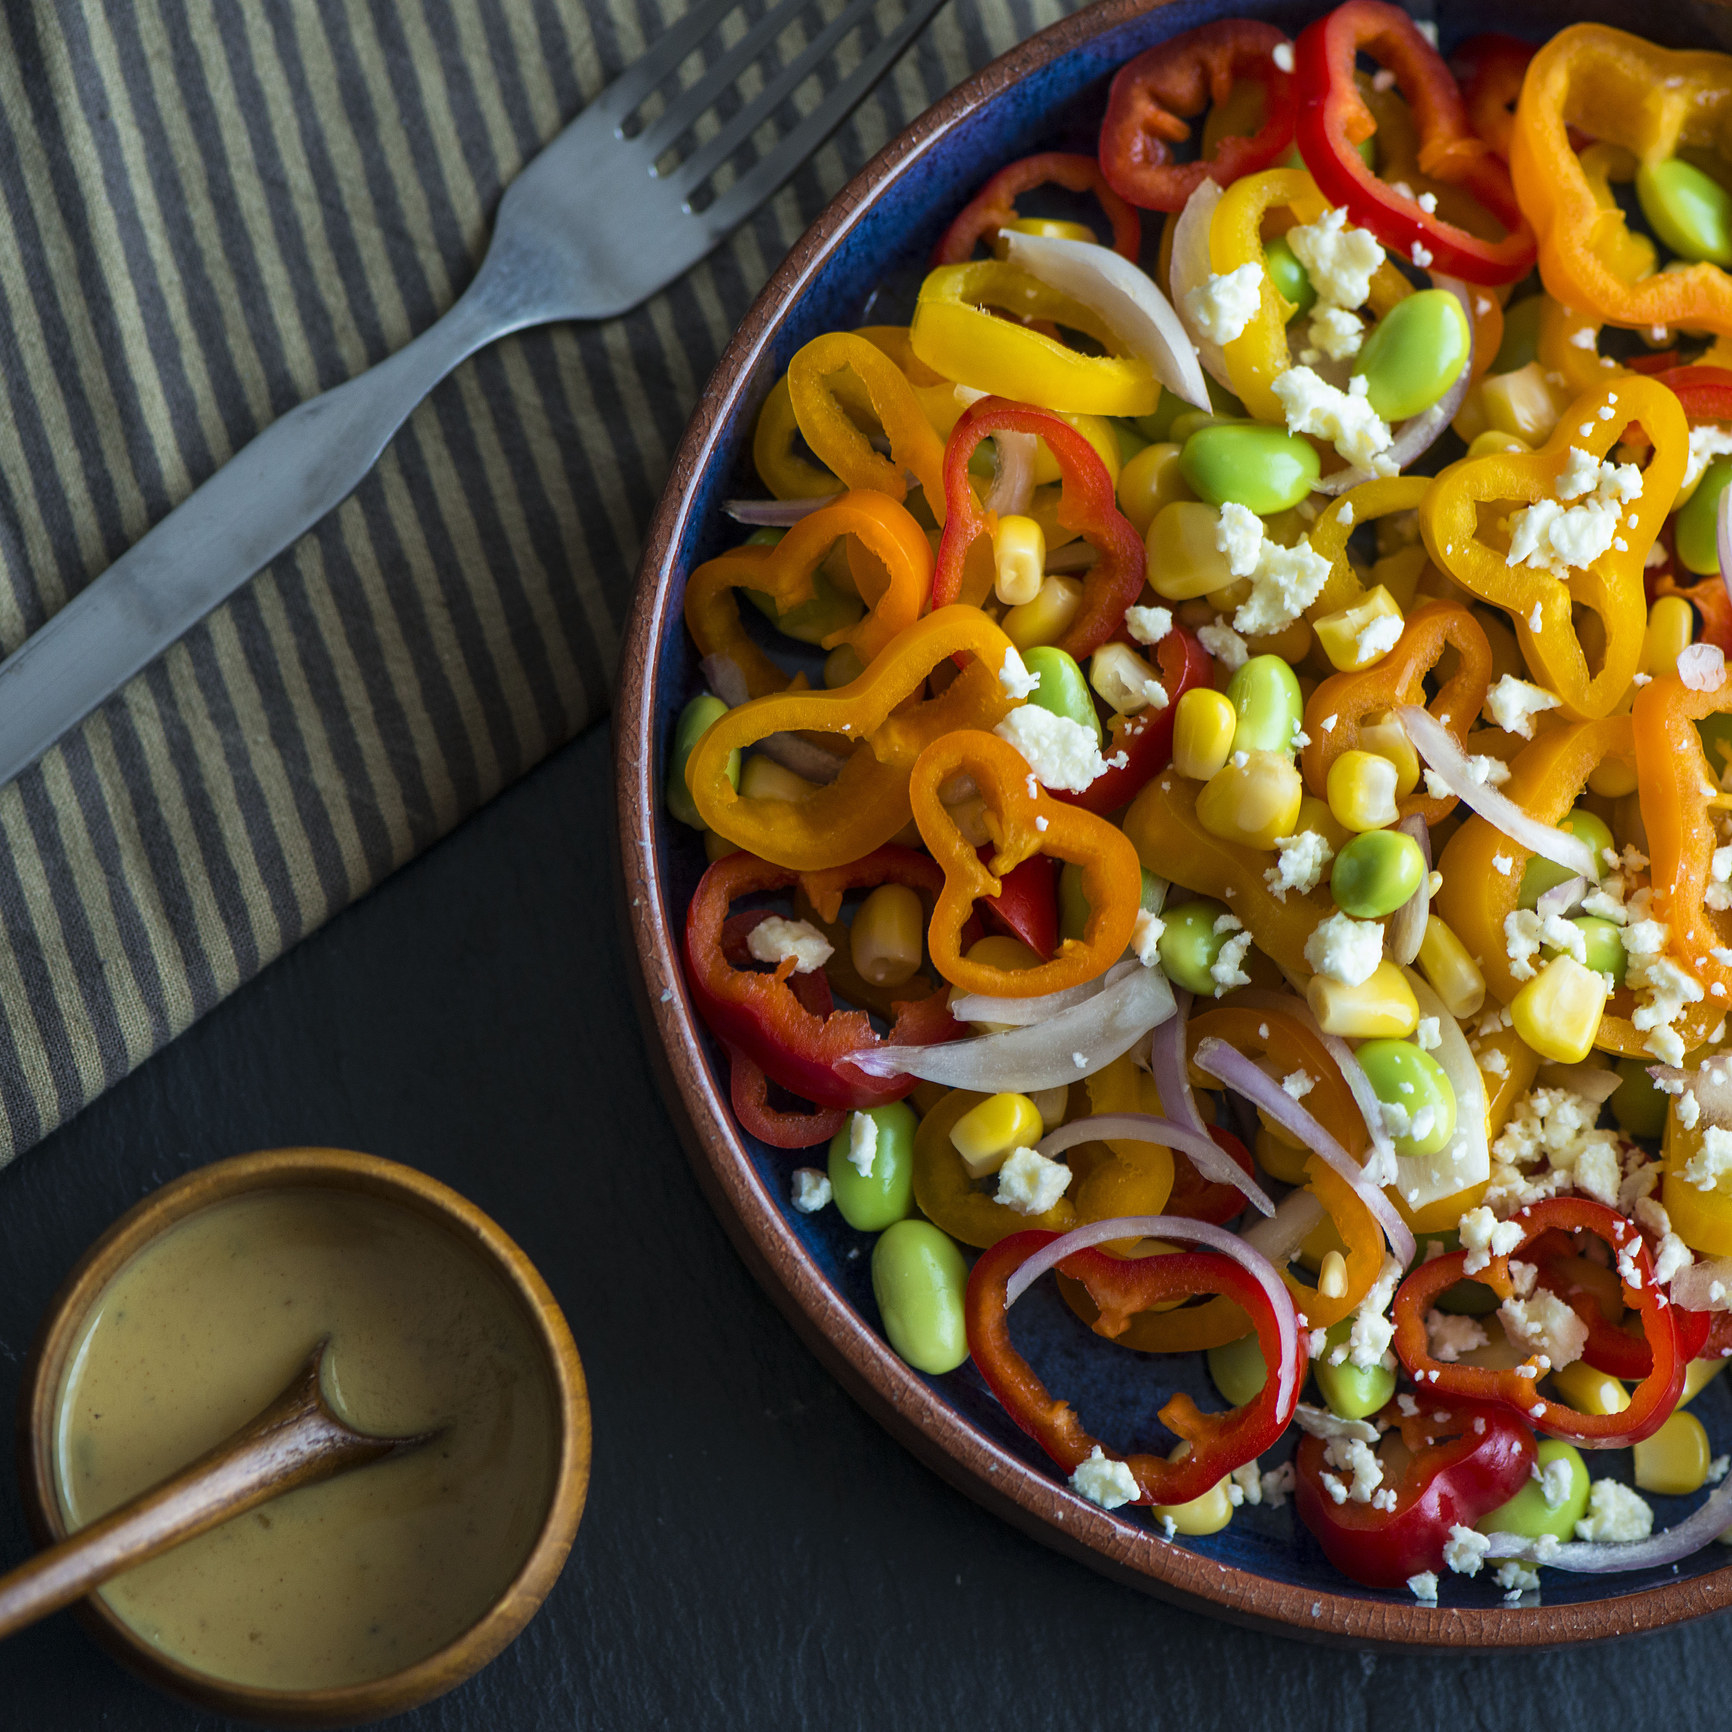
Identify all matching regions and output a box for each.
[1679,642,1727,692]
[1125,605,1172,646]
[1654,1233,1693,1286]
[848,1111,878,1177]
[1261,1461,1295,1509]
[1416,1016,1441,1051]
[1410,240,1434,267]
[1069,1444,1139,1510]
[1286,205,1383,310]
[1506,451,1643,579]
[1211,504,1261,575]
[1426,1309,1488,1363]
[1230,1462,1263,1506]
[995,1146,1072,1215]
[1273,367,1395,474]
[1683,422,1732,490]
[999,647,1041,701]
[1236,539,1333,637]
[1407,1571,1439,1603]
[1493,854,1514,876]
[1484,673,1563,741]
[1356,611,1404,663]
[1265,829,1334,902]
[1183,262,1265,345]
[1499,1290,1589,1370]
[1211,914,1253,993]
[791,1168,832,1213]
[1272,39,1295,71]
[1130,907,1166,967]
[747,915,834,974]
[1575,1479,1652,1543]
[1304,910,1384,986]
[1496,1561,1540,1594]
[1684,1124,1732,1194]
[1443,1525,1491,1576]
[995,704,1110,792]
[1197,620,1249,671]
[1342,1256,1404,1371]
[1536,1454,1574,1511]
[1283,1069,1316,1100]
[1309,304,1364,361]
[1504,908,1545,982]
[1460,1205,1524,1274]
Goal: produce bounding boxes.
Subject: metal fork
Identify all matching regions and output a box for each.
[0,0,947,789]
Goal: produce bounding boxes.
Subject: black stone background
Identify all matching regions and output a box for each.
[0,720,1723,1729]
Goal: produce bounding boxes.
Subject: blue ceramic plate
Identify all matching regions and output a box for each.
[617,0,1732,1645]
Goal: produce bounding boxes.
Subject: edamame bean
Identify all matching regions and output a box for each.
[1701,712,1732,780]
[828,1102,917,1231]
[667,694,737,829]
[1611,1054,1669,1139]
[1059,863,1160,944]
[1411,1229,1499,1315]
[1113,420,1151,466]
[1676,456,1732,575]
[872,1218,970,1373]
[1157,898,1237,995]
[1179,422,1321,514]
[1262,234,1315,321]
[1636,157,1732,269]
[1207,1332,1268,1406]
[1355,1038,1456,1158]
[1518,808,1615,908]
[1491,296,1544,375]
[1023,646,1102,743]
[1476,1439,1590,1541]
[1312,1319,1396,1421]
[1330,829,1426,919]
[1226,654,1305,756]
[1557,915,1626,985]
[744,564,864,644]
[1352,288,1472,422]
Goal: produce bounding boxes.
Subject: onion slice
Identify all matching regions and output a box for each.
[1669,1257,1732,1311]
[753,730,845,783]
[1535,875,1587,920]
[1001,1214,1301,1415]
[1398,968,1492,1210]
[700,654,749,709]
[1036,1111,1274,1217]
[1386,813,1432,966]
[948,974,1108,1028]
[847,961,1174,1092]
[1649,1058,1732,1127]
[1167,180,1231,391]
[724,495,835,526]
[1537,1061,1624,1106]
[1193,1037,1415,1266]
[984,430,1037,518]
[1482,1478,1732,1574]
[1398,704,1600,879]
[1149,988,1208,1137]
[1005,230,1210,411]
[1243,1188,1327,1267]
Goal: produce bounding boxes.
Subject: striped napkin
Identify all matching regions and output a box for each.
[0,0,1074,1162]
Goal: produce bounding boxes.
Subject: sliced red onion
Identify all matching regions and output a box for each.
[1243,1187,1327,1268]
[700,654,749,709]
[1036,1111,1274,1217]
[754,730,846,783]
[1669,1257,1732,1311]
[724,495,835,526]
[1398,968,1491,1212]
[1044,540,1099,574]
[1167,180,1231,391]
[1149,988,1208,1138]
[1398,704,1599,879]
[1193,1037,1415,1266]
[984,430,1037,518]
[1537,1061,1624,1106]
[948,973,1108,1028]
[847,961,1174,1092]
[1001,1214,1301,1414]
[1386,813,1433,966]
[1482,1478,1732,1574]
[1536,875,1587,921]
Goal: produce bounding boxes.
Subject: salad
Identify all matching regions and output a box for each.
[664,2,1732,1603]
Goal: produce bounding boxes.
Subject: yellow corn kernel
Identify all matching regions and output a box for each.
[1588,754,1639,798]
[1682,1357,1730,1407]
[961,936,1043,1032]
[739,754,818,802]
[1509,953,1609,1064]
[949,1090,1046,1179]
[1481,361,1565,445]
[1090,641,1165,715]
[1641,594,1695,679]
[1368,544,1429,612]
[824,643,866,688]
[994,513,1047,606]
[1196,752,1304,850]
[1003,574,1083,649]
[1465,428,1533,459]
[1417,913,1487,1019]
[1633,1409,1712,1497]
[1295,1202,1350,1272]
[1116,441,1191,538]
[1152,1446,1234,1535]
[1029,1084,1070,1134]
[1307,959,1420,1038]
[1357,709,1421,797]
[1255,1125,1311,1186]
[1316,1249,1349,1300]
[1549,1360,1631,1416]
[1326,750,1401,832]
[1145,500,1235,601]
[1314,585,1405,673]
[1295,793,1352,856]
[992,216,1097,256]
[1172,688,1238,780]
[850,883,924,988]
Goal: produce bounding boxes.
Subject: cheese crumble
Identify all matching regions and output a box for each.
[747,916,834,974]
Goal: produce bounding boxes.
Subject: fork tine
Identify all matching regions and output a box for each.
[584,0,744,126]
[690,0,949,237]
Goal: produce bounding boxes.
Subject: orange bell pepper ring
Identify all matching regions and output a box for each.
[909,729,1140,998]
[1301,475,1431,618]
[1418,375,1687,720]
[683,491,934,698]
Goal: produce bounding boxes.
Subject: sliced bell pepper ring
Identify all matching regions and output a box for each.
[1652,365,1732,425]
[1391,1196,1686,1447]
[1294,1394,1535,1590]
[1096,19,1296,215]
[934,152,1141,265]
[1644,367,1732,650]
[973,846,1059,959]
[1293,0,1536,286]
[853,324,948,388]
[1166,1123,1257,1226]
[1511,26,1732,337]
[752,374,843,501]
[1653,573,1732,658]
[1301,476,1432,620]
[932,397,1147,663]
[1301,599,1494,827]
[685,848,964,1111]
[1453,34,1534,160]
[1419,375,1687,720]
[1074,1052,1175,1249]
[728,1048,847,1149]
[912,1088,1082,1246]
[1535,295,1617,398]
[688,606,1018,869]
[966,1227,1305,1504]
[909,729,1141,998]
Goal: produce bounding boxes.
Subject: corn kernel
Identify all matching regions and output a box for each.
[1172,688,1238,780]
[1640,594,1695,679]
[740,754,818,802]
[1682,1357,1730,1407]
[1480,361,1565,445]
[1633,1409,1711,1497]
[1196,751,1304,850]
[993,514,1047,606]
[1587,755,1639,798]
[1317,1249,1349,1300]
[850,883,924,988]
[1314,585,1404,673]
[1255,1124,1311,1186]
[949,1091,1046,1178]
[1356,710,1421,797]
[1550,1360,1631,1416]
[1295,793,1352,855]
[1308,959,1420,1038]
[1296,1204,1350,1271]
[1152,1445,1234,1535]
[1091,641,1165,715]
[1326,750,1400,832]
[1145,500,1235,601]
[1465,428,1533,459]
[1116,441,1191,538]
[1003,574,1082,649]
[1417,914,1486,1019]
[1509,953,1609,1064]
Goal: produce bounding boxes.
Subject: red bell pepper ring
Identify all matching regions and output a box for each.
[933,152,1141,266]
[1642,368,1732,650]
[1294,1394,1535,1591]
[965,1228,1304,1505]
[684,847,962,1110]
[1452,34,1534,159]
[1651,365,1732,421]
[1292,1,1537,286]
[1097,19,1296,214]
[1165,1124,1257,1226]
[1392,1198,1686,1448]
[933,398,1145,664]
[728,1049,846,1150]
[974,846,1058,959]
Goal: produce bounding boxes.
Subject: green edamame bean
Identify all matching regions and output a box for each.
[1226,654,1305,757]
[744,562,864,645]
[1157,898,1236,995]
[1476,1439,1590,1542]
[1518,808,1615,908]
[872,1218,970,1374]
[1132,391,1186,445]
[1553,915,1626,985]
[1491,296,1545,375]
[1207,1332,1268,1407]
[1330,828,1426,919]
[1701,712,1732,780]
[1312,1319,1396,1421]
[667,694,738,829]
[1676,456,1732,576]
[1180,422,1321,514]
[1024,646,1102,743]
[1352,288,1472,422]
[1060,863,1160,944]
[1611,1054,1669,1140]
[1113,420,1151,466]
[828,1103,917,1231]
[1262,234,1315,321]
[1356,1038,1456,1158]
[1636,157,1732,269]
[1411,1229,1499,1315]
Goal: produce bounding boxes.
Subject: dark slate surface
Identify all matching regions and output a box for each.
[0,721,1726,1730]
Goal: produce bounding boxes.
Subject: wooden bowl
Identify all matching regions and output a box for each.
[615,0,1732,1648]
[16,1148,590,1726]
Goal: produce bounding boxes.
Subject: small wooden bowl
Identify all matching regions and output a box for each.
[15,1147,590,1727]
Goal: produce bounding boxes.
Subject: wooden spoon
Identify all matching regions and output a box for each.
[0,1339,437,1640]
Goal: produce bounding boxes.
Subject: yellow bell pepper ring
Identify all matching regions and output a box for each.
[752,373,843,501]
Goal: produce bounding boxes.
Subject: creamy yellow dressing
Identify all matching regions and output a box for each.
[54,1188,557,1691]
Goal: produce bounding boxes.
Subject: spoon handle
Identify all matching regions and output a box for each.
[0,1345,401,1640]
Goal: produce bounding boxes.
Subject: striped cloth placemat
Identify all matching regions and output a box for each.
[0,0,1076,1163]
